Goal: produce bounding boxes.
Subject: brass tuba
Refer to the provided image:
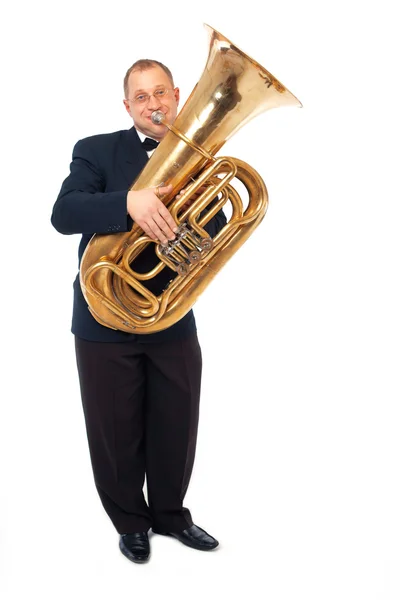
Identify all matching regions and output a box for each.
[80,25,302,334]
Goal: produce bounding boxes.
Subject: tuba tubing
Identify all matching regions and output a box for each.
[80,25,302,334]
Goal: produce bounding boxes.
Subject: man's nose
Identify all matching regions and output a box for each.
[147,93,162,110]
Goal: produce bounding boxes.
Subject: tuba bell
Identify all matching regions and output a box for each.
[80,25,302,334]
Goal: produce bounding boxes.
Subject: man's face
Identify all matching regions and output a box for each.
[123,66,180,141]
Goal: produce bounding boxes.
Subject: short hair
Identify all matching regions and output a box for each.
[123,59,174,98]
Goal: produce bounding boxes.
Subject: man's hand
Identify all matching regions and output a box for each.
[127,185,177,244]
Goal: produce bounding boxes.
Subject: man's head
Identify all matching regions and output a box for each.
[123,59,180,141]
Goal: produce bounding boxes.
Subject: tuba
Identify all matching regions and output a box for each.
[80,25,302,334]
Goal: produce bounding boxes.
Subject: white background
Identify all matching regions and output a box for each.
[1,0,399,598]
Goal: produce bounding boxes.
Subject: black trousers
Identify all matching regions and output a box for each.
[74,333,202,534]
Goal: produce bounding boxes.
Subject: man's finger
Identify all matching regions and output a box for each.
[147,219,168,244]
[157,204,178,233]
[153,212,176,240]
[155,184,173,199]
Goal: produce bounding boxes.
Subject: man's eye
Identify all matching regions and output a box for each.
[136,95,148,102]
[155,89,166,97]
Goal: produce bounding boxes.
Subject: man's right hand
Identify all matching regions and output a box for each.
[127,185,177,244]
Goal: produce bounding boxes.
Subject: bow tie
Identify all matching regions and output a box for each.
[142,137,159,151]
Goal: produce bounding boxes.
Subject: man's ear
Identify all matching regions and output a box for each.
[174,87,180,106]
[123,99,132,116]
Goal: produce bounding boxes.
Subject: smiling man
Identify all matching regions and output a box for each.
[123,61,179,141]
[51,59,226,564]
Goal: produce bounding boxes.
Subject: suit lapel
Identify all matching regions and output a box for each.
[118,126,149,187]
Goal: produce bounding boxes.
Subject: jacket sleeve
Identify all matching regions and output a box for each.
[51,138,130,235]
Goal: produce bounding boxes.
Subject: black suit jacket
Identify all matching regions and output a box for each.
[51,126,227,343]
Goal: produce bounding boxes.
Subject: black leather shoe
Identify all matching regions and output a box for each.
[152,524,219,551]
[119,532,150,563]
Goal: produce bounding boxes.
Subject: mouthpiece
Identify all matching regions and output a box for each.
[151,111,165,125]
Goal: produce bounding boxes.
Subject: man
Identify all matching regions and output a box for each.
[51,59,227,564]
